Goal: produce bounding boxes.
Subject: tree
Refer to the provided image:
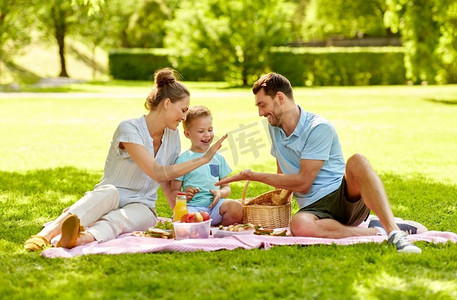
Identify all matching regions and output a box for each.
[289,0,311,43]
[0,0,35,61]
[165,0,295,85]
[73,0,105,15]
[37,0,89,77]
[385,0,457,84]
[436,1,457,83]
[302,0,388,41]
[124,0,178,48]
[76,0,141,78]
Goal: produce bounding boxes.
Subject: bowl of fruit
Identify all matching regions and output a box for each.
[173,212,211,240]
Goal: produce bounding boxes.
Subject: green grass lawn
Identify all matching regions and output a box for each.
[1,82,457,299]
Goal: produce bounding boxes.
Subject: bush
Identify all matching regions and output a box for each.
[270,47,407,86]
[108,48,171,80]
[108,47,412,85]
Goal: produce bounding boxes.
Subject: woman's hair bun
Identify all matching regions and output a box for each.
[144,67,190,111]
[155,68,177,87]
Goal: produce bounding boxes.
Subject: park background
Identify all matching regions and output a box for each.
[1,0,457,299]
[1,0,457,87]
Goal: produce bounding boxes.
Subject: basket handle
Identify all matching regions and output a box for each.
[241,180,251,205]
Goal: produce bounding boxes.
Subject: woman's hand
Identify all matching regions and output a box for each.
[203,134,227,163]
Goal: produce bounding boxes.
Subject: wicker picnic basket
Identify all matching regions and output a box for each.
[241,180,292,228]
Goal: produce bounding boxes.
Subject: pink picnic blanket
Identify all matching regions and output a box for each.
[41,230,457,258]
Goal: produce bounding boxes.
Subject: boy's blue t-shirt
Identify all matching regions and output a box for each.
[175,150,232,207]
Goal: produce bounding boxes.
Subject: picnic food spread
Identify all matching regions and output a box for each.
[145,228,173,239]
[179,211,210,223]
[173,219,211,239]
[254,226,288,236]
[218,223,255,232]
[173,212,212,240]
[134,222,290,239]
[155,220,173,230]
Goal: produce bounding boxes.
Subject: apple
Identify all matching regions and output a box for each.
[200,211,210,221]
[174,226,189,239]
[180,213,189,223]
[187,212,204,223]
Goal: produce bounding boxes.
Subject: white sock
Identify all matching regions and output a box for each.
[375,227,387,236]
[388,230,403,239]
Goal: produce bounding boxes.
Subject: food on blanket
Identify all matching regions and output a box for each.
[200,211,210,221]
[155,220,173,230]
[190,226,209,238]
[174,226,189,238]
[145,228,173,239]
[185,212,204,223]
[254,226,288,236]
[272,189,292,205]
[218,223,255,232]
[254,227,274,235]
[213,223,255,238]
[176,212,205,224]
[180,213,189,223]
[271,229,288,236]
[245,189,291,206]
[173,219,211,240]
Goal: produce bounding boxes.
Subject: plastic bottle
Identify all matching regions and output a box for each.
[173,192,188,222]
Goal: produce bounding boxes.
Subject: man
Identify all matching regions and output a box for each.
[216,72,421,253]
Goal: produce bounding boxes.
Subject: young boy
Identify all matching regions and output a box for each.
[170,105,243,226]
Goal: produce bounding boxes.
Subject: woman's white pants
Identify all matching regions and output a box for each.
[67,184,157,242]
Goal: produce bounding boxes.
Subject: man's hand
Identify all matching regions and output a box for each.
[208,189,222,208]
[215,169,253,186]
[184,186,200,201]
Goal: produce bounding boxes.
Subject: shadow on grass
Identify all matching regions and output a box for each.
[380,172,456,232]
[19,86,97,93]
[0,167,102,244]
[1,167,455,245]
[425,98,457,105]
[0,167,101,196]
[2,60,42,84]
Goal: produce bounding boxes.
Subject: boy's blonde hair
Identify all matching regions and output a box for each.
[183,105,212,130]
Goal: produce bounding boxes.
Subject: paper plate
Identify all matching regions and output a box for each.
[212,228,255,238]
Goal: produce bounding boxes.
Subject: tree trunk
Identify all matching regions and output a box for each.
[242,65,248,86]
[56,26,68,77]
[121,29,130,48]
[52,4,69,78]
[92,45,96,79]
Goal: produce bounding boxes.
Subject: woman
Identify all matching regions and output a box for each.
[24,68,226,251]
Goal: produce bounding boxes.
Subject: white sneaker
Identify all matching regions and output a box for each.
[388,231,422,253]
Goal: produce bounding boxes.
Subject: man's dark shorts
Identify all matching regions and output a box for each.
[297,177,370,226]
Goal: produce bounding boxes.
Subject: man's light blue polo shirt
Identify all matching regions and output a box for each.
[269,105,345,208]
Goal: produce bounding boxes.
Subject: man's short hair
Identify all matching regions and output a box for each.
[252,73,293,99]
[183,105,212,130]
